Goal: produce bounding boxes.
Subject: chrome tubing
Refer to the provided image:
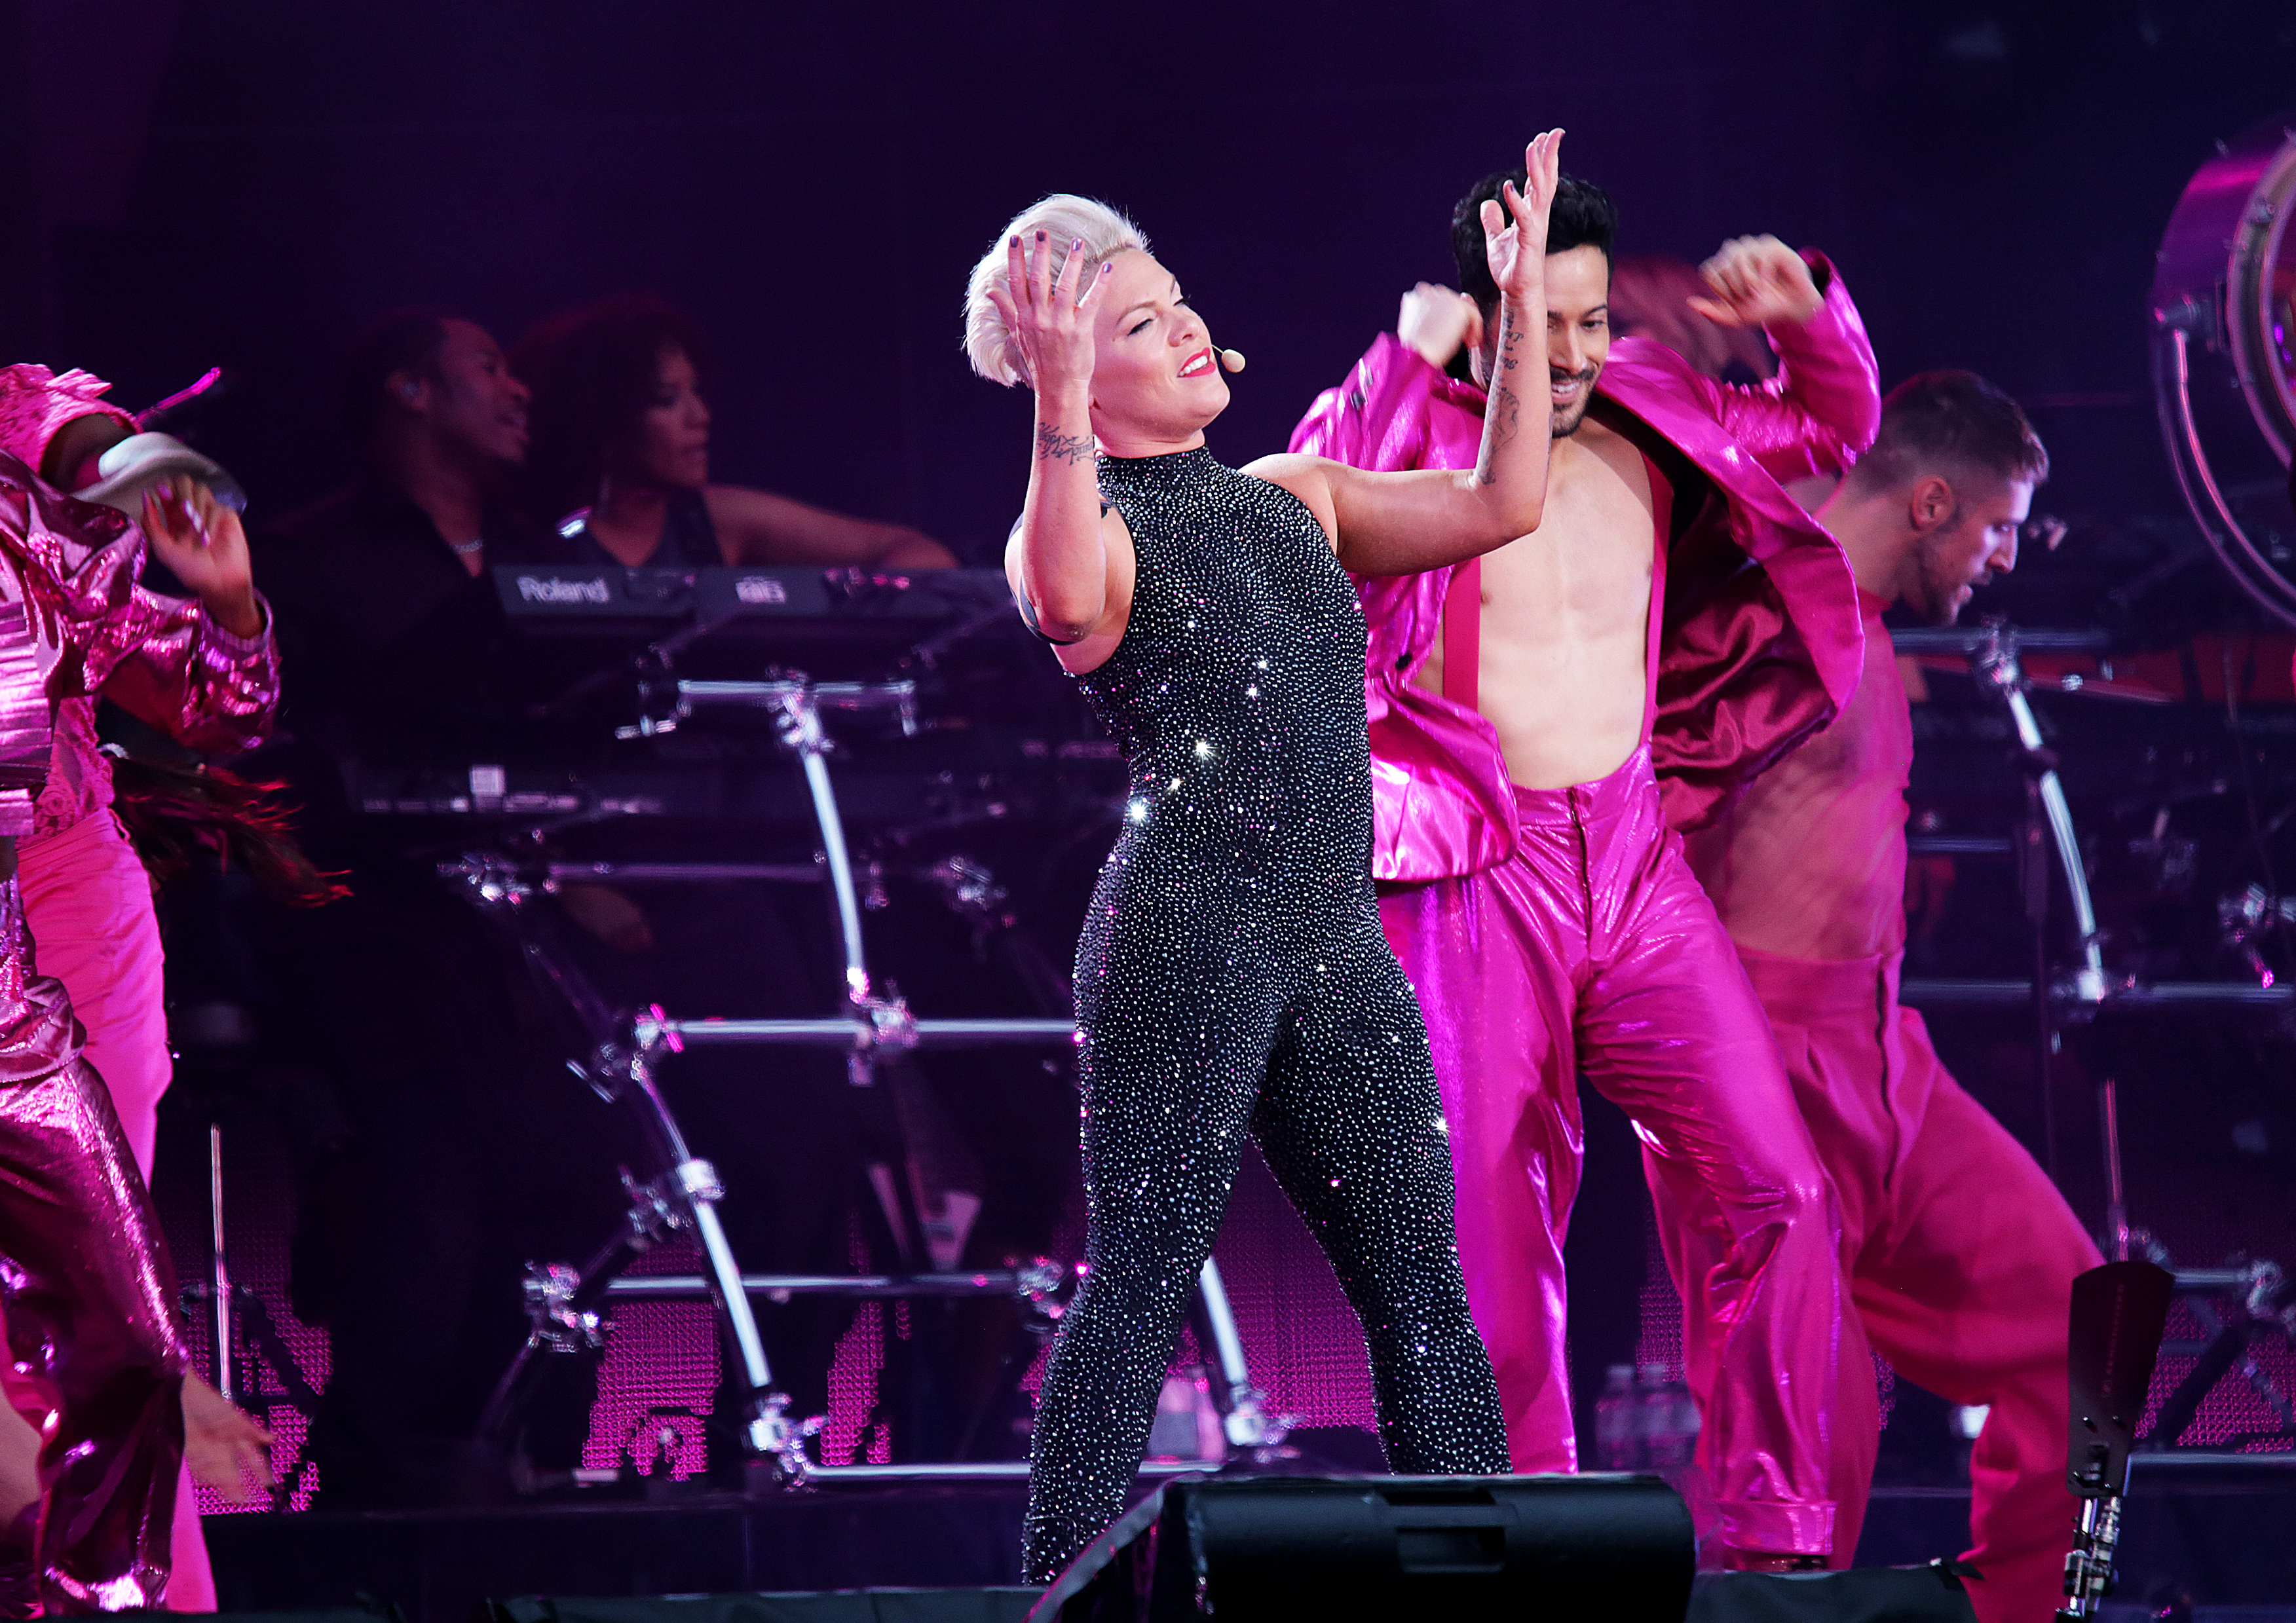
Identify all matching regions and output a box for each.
[656,1015,1076,1049]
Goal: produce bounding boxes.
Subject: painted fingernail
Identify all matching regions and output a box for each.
[1036,230,1046,241]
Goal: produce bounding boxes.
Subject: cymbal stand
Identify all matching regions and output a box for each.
[1968,622,2108,1180]
[178,1121,325,1510]
[1954,627,2296,1454]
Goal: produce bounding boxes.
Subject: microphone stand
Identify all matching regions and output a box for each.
[2057,1259,2173,1618]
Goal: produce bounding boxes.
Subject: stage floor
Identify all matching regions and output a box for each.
[204,1457,2296,1623]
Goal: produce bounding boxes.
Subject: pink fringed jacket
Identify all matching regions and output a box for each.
[0,447,278,840]
[0,367,278,840]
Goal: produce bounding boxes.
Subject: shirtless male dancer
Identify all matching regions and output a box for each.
[1292,169,1875,1567]
[1687,371,2101,1623]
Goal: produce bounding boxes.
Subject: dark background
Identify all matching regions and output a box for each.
[1,0,2291,585]
[4,0,2292,1531]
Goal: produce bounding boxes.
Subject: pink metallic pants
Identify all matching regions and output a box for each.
[21,814,174,1174]
[1737,945,2099,1623]
[18,811,214,1611]
[0,863,188,1612]
[1379,746,1846,1558]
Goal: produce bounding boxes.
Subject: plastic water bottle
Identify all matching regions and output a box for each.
[1673,1379,1704,1463]
[1641,1363,1700,1469]
[1593,1364,1641,1470]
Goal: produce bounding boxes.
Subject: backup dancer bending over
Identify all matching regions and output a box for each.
[964,130,1564,1582]
[1685,373,2101,1623]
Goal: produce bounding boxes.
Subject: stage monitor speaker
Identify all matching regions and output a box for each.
[1029,1472,1694,1622]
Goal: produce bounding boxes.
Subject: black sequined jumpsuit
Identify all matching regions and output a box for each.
[1021,448,1509,1581]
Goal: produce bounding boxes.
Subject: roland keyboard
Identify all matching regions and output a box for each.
[497,564,1015,636]
[493,564,1030,682]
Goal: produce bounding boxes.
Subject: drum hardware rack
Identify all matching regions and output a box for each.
[178,1121,327,1510]
[2098,1071,2296,1457]
[1896,621,2296,1456]
[1898,979,2296,1009]
[1892,622,2268,1155]
[2149,119,2296,630]
[1950,620,2111,1183]
[458,671,1291,1487]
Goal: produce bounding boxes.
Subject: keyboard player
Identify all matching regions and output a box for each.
[250,307,956,1506]
[514,295,957,571]
[257,308,555,764]
[250,309,631,1508]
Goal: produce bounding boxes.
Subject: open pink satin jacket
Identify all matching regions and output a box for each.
[0,450,279,838]
[0,367,278,838]
[1288,254,1877,882]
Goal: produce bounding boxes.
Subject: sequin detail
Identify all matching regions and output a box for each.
[1020,448,1507,1582]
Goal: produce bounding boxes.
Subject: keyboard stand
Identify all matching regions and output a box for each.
[457,673,1289,1486]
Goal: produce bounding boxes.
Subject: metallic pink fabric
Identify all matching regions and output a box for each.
[0,368,132,481]
[0,456,280,833]
[0,859,189,1614]
[1733,946,2101,1623]
[0,371,279,842]
[1685,593,1917,965]
[0,382,267,1607]
[1296,261,1879,1556]
[1289,252,1875,878]
[1693,591,2101,1614]
[19,814,172,1180]
[1379,747,1843,1557]
[0,477,198,1609]
[14,811,214,1613]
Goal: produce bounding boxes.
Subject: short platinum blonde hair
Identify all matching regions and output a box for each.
[963,194,1150,387]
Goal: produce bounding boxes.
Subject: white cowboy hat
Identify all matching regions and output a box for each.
[71,432,248,515]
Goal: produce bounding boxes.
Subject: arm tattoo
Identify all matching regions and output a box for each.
[1036,424,1095,466]
[1498,319,1525,373]
[1479,313,1525,482]
[1480,394,1520,483]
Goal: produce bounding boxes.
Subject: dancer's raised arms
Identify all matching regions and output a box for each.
[1251,128,1563,576]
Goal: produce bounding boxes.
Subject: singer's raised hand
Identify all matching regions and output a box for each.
[983,231,1110,399]
[998,230,1123,651]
